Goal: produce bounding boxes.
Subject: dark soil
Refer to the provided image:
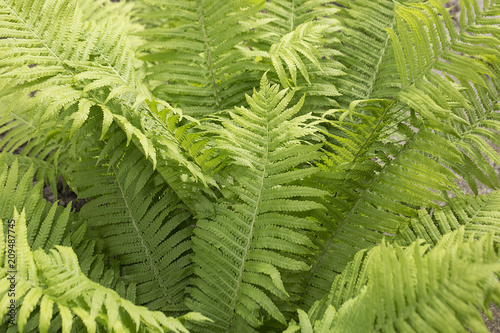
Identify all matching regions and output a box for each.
[42,177,87,212]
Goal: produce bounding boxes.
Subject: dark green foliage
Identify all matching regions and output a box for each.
[330,0,401,108]
[0,0,499,332]
[138,0,268,117]
[73,130,194,314]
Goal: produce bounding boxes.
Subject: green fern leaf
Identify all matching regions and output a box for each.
[397,190,500,247]
[329,0,401,109]
[299,98,467,307]
[187,75,325,332]
[0,0,214,185]
[387,0,499,127]
[138,0,267,117]
[267,22,326,87]
[299,0,500,307]
[71,135,194,314]
[246,0,344,113]
[445,71,500,194]
[291,228,500,332]
[0,209,206,333]
[0,0,159,167]
[0,157,135,319]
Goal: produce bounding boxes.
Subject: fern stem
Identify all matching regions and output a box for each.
[111,164,171,304]
[3,1,74,75]
[225,95,270,332]
[302,119,418,299]
[363,17,396,100]
[196,0,221,110]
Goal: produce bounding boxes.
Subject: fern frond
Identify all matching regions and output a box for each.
[299,0,500,306]
[0,160,71,253]
[299,98,468,307]
[71,133,194,314]
[383,2,500,195]
[267,22,326,88]
[296,228,500,333]
[0,148,203,331]
[247,0,343,112]
[330,0,401,109]
[138,0,267,117]
[446,71,500,194]
[0,0,159,166]
[0,158,134,323]
[0,92,69,193]
[0,0,182,176]
[0,209,206,333]
[397,190,500,247]
[0,0,224,200]
[387,0,499,129]
[187,75,325,332]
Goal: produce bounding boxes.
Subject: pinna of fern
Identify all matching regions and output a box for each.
[186,75,327,332]
[296,0,500,309]
[285,227,500,333]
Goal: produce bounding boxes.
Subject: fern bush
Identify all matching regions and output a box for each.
[0,0,499,331]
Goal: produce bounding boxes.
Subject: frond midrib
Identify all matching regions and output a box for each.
[2,0,69,71]
[225,97,270,332]
[195,0,220,111]
[362,16,395,100]
[372,243,491,331]
[302,116,419,298]
[111,164,172,305]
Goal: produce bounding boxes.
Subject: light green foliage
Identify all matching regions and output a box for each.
[72,132,194,314]
[0,0,499,332]
[397,191,500,246]
[297,0,500,309]
[188,76,325,332]
[247,0,344,113]
[330,0,401,108]
[288,228,500,333]
[268,22,326,88]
